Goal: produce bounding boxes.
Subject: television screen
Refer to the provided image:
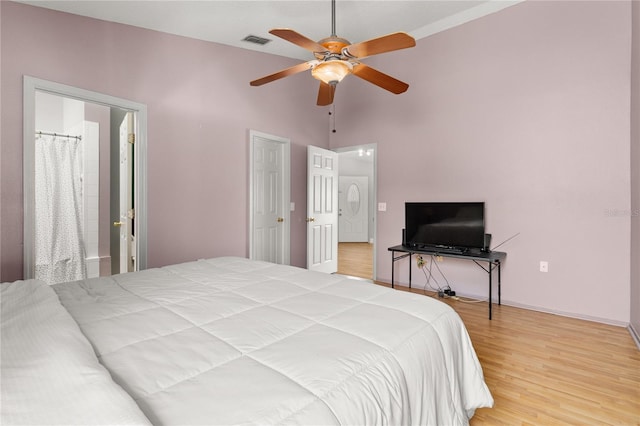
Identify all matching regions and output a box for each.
[404,202,485,250]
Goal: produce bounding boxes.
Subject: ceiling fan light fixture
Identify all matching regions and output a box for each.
[249,0,416,106]
[311,60,352,85]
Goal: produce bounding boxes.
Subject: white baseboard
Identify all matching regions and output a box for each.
[388,283,631,329]
[499,298,629,328]
[629,323,640,350]
[439,288,630,328]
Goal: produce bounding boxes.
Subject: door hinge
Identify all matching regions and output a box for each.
[128,133,135,144]
[127,209,135,219]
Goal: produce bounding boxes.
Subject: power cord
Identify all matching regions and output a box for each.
[416,255,490,304]
[416,255,452,297]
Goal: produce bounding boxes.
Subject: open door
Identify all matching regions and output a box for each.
[116,112,135,273]
[307,146,339,273]
[23,76,147,281]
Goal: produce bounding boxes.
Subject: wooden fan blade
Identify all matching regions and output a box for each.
[317,82,336,106]
[344,32,416,59]
[250,61,315,86]
[352,63,409,94]
[269,28,328,54]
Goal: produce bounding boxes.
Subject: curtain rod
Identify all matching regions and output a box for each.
[36,130,82,141]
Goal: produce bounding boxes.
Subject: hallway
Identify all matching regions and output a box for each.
[337,242,373,280]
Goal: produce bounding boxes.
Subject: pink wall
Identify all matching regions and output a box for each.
[631,1,640,338]
[331,1,633,324]
[1,1,636,325]
[0,1,329,281]
[0,0,3,279]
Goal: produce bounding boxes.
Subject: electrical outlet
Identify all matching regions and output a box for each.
[416,255,425,268]
[539,261,549,272]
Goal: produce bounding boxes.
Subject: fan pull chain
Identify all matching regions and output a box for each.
[329,104,337,133]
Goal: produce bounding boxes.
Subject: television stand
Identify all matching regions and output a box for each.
[388,245,506,320]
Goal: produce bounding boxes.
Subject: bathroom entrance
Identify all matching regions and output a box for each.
[23,77,148,283]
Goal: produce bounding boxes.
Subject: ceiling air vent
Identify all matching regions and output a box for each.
[242,35,271,45]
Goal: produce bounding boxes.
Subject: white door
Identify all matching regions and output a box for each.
[338,176,368,242]
[250,131,290,264]
[307,146,339,273]
[117,112,135,273]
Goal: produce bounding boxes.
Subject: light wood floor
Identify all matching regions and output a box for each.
[372,283,640,425]
[337,242,373,280]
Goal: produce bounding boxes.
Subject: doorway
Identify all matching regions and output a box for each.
[23,76,147,282]
[336,144,376,280]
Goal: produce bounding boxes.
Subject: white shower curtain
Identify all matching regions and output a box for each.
[35,134,87,284]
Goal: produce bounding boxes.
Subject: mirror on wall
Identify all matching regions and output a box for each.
[23,77,147,284]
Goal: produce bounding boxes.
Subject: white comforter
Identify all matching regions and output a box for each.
[0,279,151,425]
[52,257,493,425]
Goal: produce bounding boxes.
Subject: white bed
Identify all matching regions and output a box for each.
[2,256,493,425]
[0,278,151,425]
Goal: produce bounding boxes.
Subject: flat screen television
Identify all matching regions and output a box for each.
[404,202,485,251]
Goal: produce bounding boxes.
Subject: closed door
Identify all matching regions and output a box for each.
[249,131,290,264]
[338,176,368,242]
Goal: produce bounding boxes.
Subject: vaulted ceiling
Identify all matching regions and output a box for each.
[17,1,521,60]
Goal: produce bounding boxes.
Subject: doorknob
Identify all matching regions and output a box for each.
[306,217,315,222]
[113,221,123,227]
[277,217,284,223]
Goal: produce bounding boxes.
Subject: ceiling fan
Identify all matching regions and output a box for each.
[250,0,416,106]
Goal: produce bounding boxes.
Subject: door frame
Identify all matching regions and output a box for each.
[248,129,291,264]
[22,76,148,279]
[334,143,377,280]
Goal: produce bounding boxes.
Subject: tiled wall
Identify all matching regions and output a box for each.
[83,121,100,278]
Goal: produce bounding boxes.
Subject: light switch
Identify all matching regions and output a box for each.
[378,202,387,212]
[290,202,295,211]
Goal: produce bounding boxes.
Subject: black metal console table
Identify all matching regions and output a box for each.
[388,245,506,319]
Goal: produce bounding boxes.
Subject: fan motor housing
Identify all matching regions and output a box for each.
[316,36,350,58]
